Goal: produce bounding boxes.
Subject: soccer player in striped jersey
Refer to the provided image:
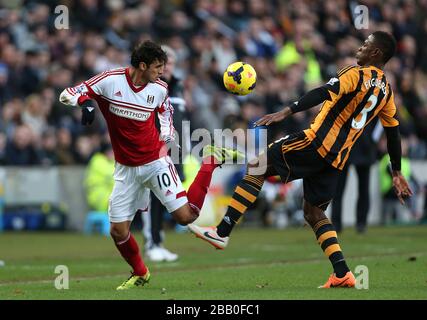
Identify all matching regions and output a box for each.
[189,31,413,288]
[59,40,242,290]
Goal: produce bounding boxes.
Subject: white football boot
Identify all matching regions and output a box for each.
[188,224,229,250]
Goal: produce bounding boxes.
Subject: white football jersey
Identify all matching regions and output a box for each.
[60,67,175,166]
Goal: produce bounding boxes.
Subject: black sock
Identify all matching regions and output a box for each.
[217,210,242,237]
[333,258,350,278]
[312,218,350,277]
[217,175,263,237]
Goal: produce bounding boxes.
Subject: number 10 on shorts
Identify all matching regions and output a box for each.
[157,173,171,190]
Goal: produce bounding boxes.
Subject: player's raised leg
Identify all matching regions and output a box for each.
[171,145,244,225]
[189,151,276,249]
[187,145,244,212]
[149,145,244,227]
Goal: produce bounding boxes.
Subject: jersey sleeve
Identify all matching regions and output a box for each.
[157,94,176,141]
[338,66,360,94]
[379,88,399,127]
[83,71,108,97]
[324,66,360,97]
[59,72,106,107]
[59,82,90,107]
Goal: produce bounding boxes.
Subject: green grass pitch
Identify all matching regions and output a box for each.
[0,225,426,300]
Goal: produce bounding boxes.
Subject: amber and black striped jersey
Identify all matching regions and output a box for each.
[304,65,399,170]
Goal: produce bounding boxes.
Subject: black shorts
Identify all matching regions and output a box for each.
[267,131,341,210]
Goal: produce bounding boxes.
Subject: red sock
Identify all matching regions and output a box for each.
[187,156,217,213]
[114,233,147,276]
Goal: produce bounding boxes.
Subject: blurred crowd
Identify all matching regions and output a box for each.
[0,0,427,166]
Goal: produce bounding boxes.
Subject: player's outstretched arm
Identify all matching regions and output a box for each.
[59,84,96,125]
[254,85,332,127]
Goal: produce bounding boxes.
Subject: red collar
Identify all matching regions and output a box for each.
[125,67,147,93]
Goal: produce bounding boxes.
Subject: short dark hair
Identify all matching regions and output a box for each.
[372,31,396,64]
[130,40,167,68]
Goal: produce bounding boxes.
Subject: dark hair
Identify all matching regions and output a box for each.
[130,40,168,68]
[372,31,396,64]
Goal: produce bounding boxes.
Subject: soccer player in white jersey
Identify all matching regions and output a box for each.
[59,40,242,290]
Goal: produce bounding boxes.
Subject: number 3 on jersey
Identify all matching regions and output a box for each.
[352,94,378,130]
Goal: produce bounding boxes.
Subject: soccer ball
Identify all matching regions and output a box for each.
[223,62,257,96]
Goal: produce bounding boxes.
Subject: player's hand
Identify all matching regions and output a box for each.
[253,107,292,127]
[392,171,413,204]
[81,100,96,125]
